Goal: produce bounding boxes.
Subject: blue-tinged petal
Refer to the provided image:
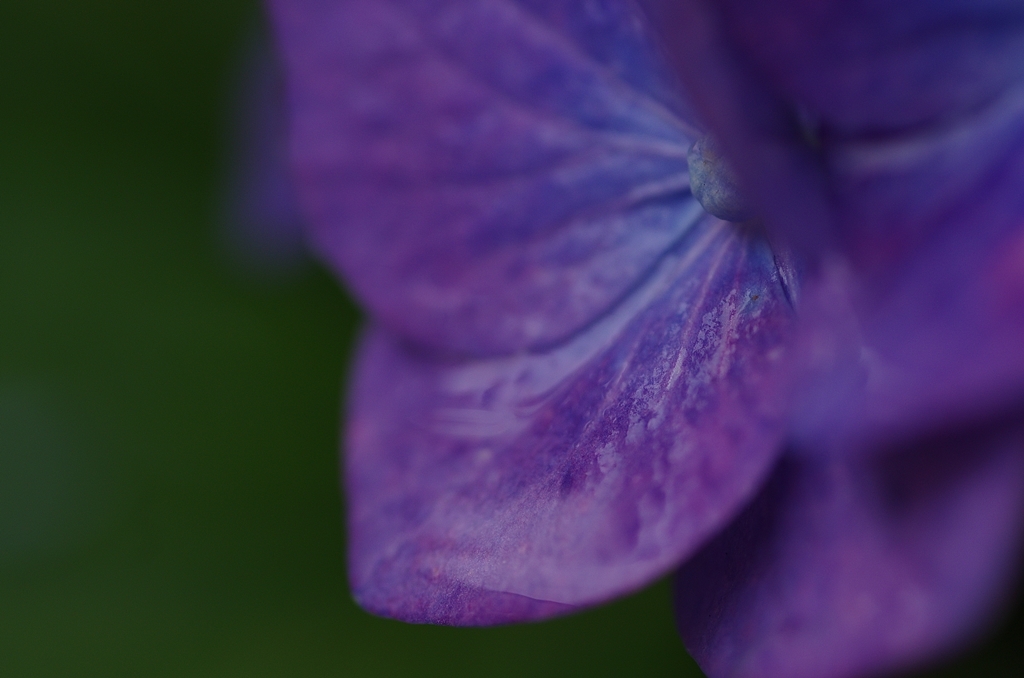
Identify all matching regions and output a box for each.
[268,0,703,355]
[675,426,1024,678]
[346,217,795,624]
[641,0,1024,450]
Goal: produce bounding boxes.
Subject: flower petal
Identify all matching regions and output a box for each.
[269,0,705,355]
[675,426,1024,678]
[346,217,795,624]
[641,0,1024,449]
[790,226,1024,453]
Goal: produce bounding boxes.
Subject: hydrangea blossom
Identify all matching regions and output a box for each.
[264,1,1024,676]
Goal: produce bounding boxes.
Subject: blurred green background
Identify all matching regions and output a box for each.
[0,2,1020,676]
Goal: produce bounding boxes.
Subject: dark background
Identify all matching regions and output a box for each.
[0,2,1020,676]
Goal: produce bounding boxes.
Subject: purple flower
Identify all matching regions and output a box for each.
[265,1,1024,676]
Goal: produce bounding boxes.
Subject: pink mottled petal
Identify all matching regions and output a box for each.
[347,218,795,624]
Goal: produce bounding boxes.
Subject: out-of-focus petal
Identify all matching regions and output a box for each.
[347,217,795,624]
[641,0,1024,451]
[784,91,1024,452]
[269,0,705,355]
[224,28,308,272]
[791,221,1024,453]
[675,426,1024,678]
